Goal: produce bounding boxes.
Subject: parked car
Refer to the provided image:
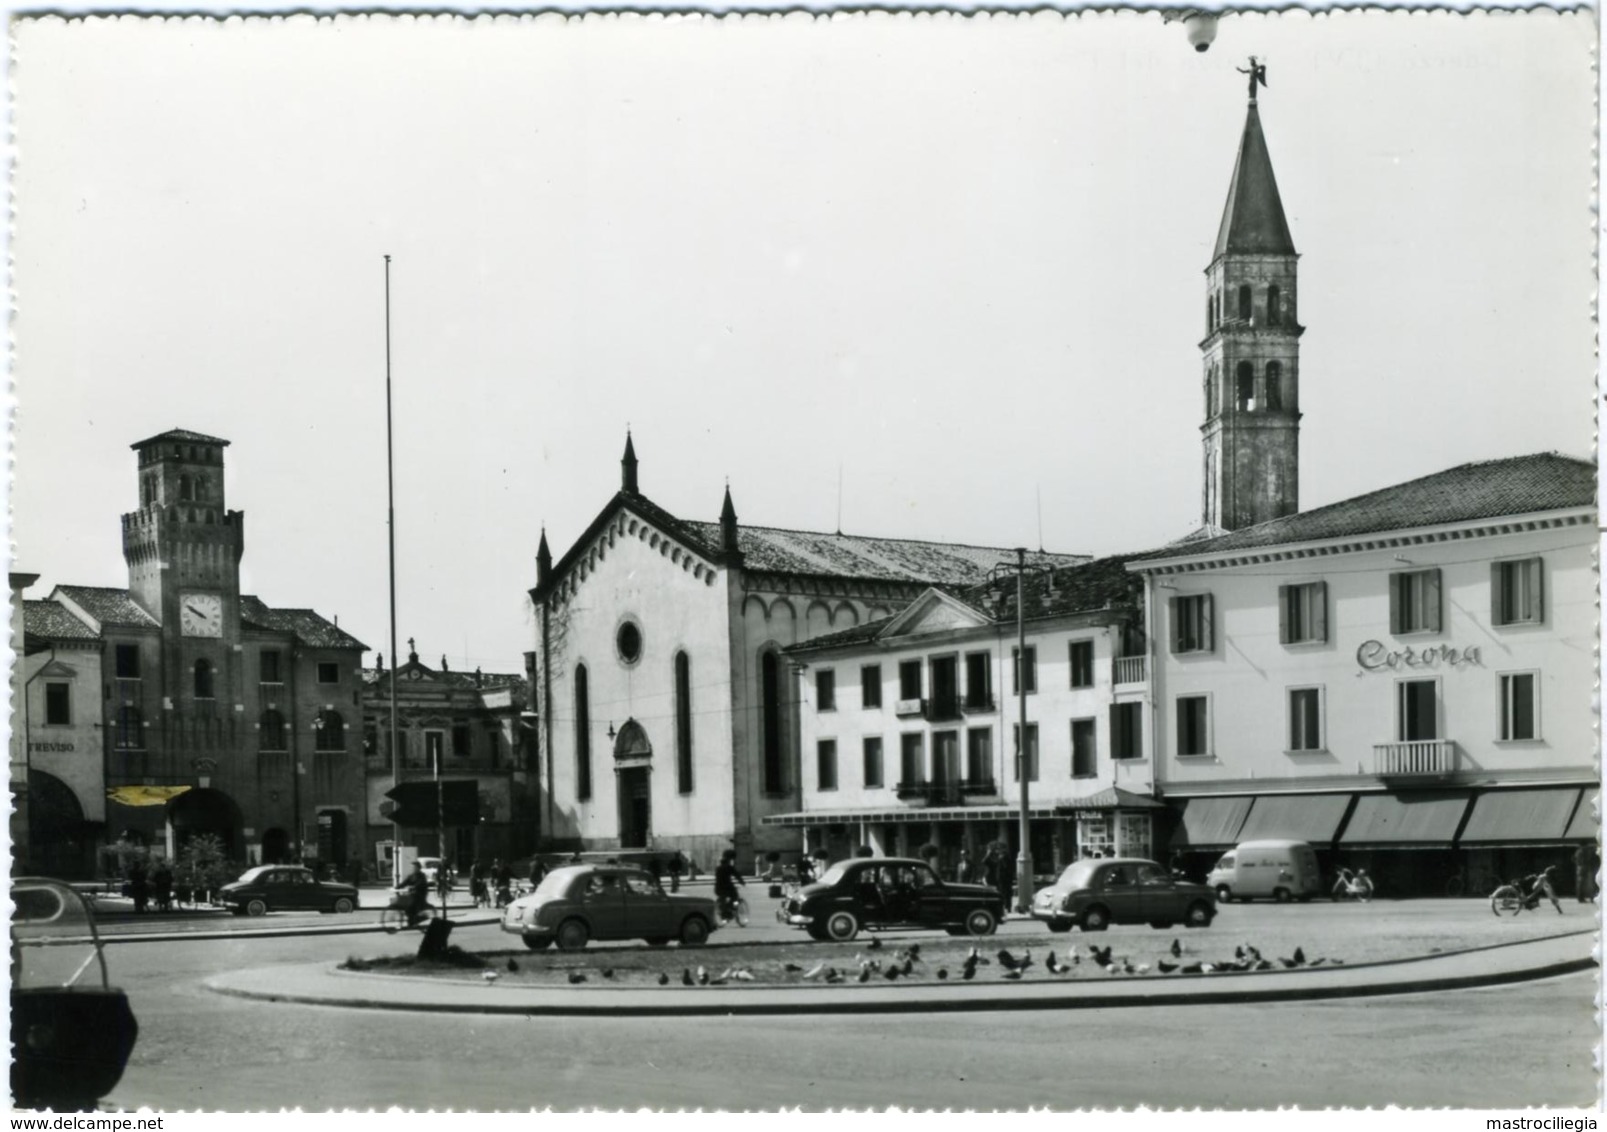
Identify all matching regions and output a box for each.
[776,857,1005,942]
[1031,857,1216,932]
[1206,839,1322,903]
[12,877,139,1110]
[218,865,361,916]
[417,857,446,884]
[501,864,718,950]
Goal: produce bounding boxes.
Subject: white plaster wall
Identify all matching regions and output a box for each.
[1151,524,1595,787]
[23,650,106,823]
[541,513,735,847]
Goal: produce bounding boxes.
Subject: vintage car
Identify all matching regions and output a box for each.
[12,877,139,1110]
[777,857,1006,941]
[1031,857,1217,932]
[501,864,719,950]
[218,865,361,916]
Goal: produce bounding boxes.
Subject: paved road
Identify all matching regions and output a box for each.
[95,901,1599,1110]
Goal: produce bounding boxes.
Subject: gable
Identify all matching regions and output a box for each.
[879,589,990,639]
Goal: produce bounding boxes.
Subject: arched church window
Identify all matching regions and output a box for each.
[1265,362,1283,411]
[1236,361,1255,411]
[575,664,592,800]
[1267,285,1281,326]
[675,651,693,795]
[260,709,286,752]
[194,659,214,700]
[1237,285,1252,321]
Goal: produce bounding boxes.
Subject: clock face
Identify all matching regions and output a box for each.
[180,592,224,638]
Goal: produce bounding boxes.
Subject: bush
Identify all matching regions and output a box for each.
[855,845,875,858]
[918,843,940,863]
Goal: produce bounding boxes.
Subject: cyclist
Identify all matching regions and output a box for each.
[714,849,745,923]
[401,860,431,928]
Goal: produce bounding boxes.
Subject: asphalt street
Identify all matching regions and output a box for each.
[94,899,1600,1110]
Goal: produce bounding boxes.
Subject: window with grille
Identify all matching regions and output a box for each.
[260,710,287,752]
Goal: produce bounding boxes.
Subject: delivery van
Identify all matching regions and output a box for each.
[1206,839,1322,903]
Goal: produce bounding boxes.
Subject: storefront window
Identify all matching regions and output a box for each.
[1118,813,1152,860]
[1078,815,1112,858]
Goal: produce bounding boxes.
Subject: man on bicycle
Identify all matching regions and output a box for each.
[714,849,745,922]
[402,860,431,928]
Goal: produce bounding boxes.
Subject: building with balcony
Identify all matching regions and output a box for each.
[771,555,1157,879]
[16,429,367,879]
[1131,452,1597,895]
[361,645,533,877]
[528,434,1084,873]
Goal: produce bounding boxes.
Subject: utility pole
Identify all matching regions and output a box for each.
[384,254,401,887]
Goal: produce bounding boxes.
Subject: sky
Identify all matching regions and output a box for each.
[10,10,1595,676]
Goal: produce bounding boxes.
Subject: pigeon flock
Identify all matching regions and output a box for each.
[513,938,1340,989]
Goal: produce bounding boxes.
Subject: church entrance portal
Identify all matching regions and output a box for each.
[613,720,652,850]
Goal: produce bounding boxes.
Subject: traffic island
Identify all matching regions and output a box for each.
[207,927,1595,1017]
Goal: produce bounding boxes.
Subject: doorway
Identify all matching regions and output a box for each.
[618,768,651,848]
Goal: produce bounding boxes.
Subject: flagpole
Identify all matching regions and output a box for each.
[385,255,402,887]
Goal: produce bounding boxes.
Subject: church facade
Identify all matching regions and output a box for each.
[528,438,1083,872]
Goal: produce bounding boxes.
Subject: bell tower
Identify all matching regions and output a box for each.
[1201,59,1302,532]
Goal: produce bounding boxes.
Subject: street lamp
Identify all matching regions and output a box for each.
[986,548,1057,915]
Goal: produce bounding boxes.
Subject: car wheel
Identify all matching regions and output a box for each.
[245,898,268,917]
[522,934,552,950]
[1214,885,1232,904]
[1081,905,1110,932]
[964,908,998,936]
[1184,901,1213,928]
[555,918,590,951]
[1047,921,1074,933]
[644,937,670,947]
[333,897,355,914]
[679,916,710,947]
[824,910,860,942]
[1273,887,1292,904]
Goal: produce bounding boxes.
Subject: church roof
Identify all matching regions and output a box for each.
[130,428,231,450]
[239,595,368,651]
[678,521,1085,586]
[24,599,100,642]
[1135,452,1596,564]
[1213,103,1296,258]
[361,663,527,697]
[52,585,160,628]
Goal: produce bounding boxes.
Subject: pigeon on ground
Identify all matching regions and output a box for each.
[602,968,615,980]
[884,967,901,981]
[658,972,670,986]
[1278,957,1299,969]
[802,962,827,980]
[784,963,805,973]
[1002,969,1023,981]
[1255,960,1274,972]
[901,959,917,978]
[1180,962,1203,974]
[858,967,872,983]
[1171,938,1183,958]
[482,970,500,983]
[1307,958,1328,967]
[717,968,735,982]
[697,966,710,986]
[937,968,949,980]
[867,937,884,951]
[1329,959,1345,966]
[568,971,588,984]
[733,969,755,982]
[1293,946,1306,966]
[1157,960,1178,974]
[824,968,845,984]
[682,968,695,987]
[907,944,922,960]
[506,958,519,972]
[1046,952,1063,974]
[1135,963,1151,975]
[997,948,1025,970]
[967,947,992,966]
[961,965,978,981]
[709,977,728,986]
[1090,945,1113,968]
[1199,962,1217,974]
[1234,945,1246,961]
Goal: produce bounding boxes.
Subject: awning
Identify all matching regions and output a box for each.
[763,805,1061,827]
[1458,788,1581,845]
[1339,791,1471,846]
[1055,787,1168,814]
[1564,794,1598,842]
[1170,796,1253,849]
[1236,794,1351,845]
[106,785,191,807]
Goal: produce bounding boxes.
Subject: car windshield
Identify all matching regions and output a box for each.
[532,867,585,899]
[12,879,109,992]
[235,866,274,885]
[816,861,856,887]
[1055,860,1101,890]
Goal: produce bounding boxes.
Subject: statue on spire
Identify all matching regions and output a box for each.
[1237,56,1268,103]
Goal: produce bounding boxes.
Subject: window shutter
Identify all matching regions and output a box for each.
[1277,585,1291,644]
[1490,562,1504,624]
[1424,569,1442,633]
[1313,582,1328,642]
[1531,558,1545,622]
[1168,597,1180,652]
[1388,575,1402,634]
[1202,594,1215,652]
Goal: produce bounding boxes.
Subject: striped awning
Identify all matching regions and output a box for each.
[1564,794,1599,842]
[1170,796,1253,849]
[1458,788,1581,845]
[1339,791,1471,846]
[1236,794,1351,845]
[764,805,1061,827]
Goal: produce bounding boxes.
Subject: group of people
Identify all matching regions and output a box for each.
[123,858,176,913]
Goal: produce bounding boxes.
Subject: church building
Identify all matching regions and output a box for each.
[528,438,1083,871]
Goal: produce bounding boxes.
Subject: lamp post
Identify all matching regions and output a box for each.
[987,548,1057,914]
[433,744,448,920]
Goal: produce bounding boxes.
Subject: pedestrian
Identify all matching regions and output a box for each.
[529,856,547,890]
[982,845,1001,892]
[1574,843,1597,904]
[470,860,488,907]
[152,859,173,913]
[493,858,513,907]
[954,848,972,884]
[649,856,664,890]
[998,848,1018,911]
[128,859,150,915]
[797,852,814,886]
[669,851,684,893]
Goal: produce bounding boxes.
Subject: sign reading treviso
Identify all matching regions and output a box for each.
[1356,639,1483,673]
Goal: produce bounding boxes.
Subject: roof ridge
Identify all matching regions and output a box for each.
[686,517,1081,557]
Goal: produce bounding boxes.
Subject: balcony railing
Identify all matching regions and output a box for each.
[925,698,963,723]
[1113,656,1147,685]
[962,694,997,714]
[960,777,1000,799]
[1372,740,1458,776]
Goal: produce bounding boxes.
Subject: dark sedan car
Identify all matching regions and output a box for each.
[777,857,1006,941]
[1031,857,1216,932]
[501,864,718,950]
[219,865,360,916]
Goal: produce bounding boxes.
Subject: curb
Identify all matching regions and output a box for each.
[38,913,503,947]
[204,928,1596,1017]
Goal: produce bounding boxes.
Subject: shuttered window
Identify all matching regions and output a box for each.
[1389,569,1442,634]
[1278,581,1328,644]
[1491,558,1544,626]
[1170,594,1215,654]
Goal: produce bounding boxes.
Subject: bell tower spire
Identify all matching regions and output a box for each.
[621,430,639,495]
[1201,61,1302,532]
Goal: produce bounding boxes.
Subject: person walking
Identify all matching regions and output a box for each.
[997,848,1018,914]
[714,849,745,923]
[128,859,150,915]
[982,845,1001,892]
[954,848,972,884]
[529,856,547,890]
[151,859,174,913]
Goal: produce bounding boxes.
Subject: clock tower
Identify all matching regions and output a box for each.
[1200,67,1303,532]
[122,429,245,681]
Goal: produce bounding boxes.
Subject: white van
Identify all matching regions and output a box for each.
[1207,839,1322,903]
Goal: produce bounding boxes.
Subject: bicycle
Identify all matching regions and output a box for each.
[1331,868,1374,903]
[1490,873,1563,917]
[379,898,438,934]
[716,892,750,928]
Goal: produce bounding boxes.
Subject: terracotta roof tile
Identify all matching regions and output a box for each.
[24,600,100,641]
[53,585,159,628]
[239,595,367,651]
